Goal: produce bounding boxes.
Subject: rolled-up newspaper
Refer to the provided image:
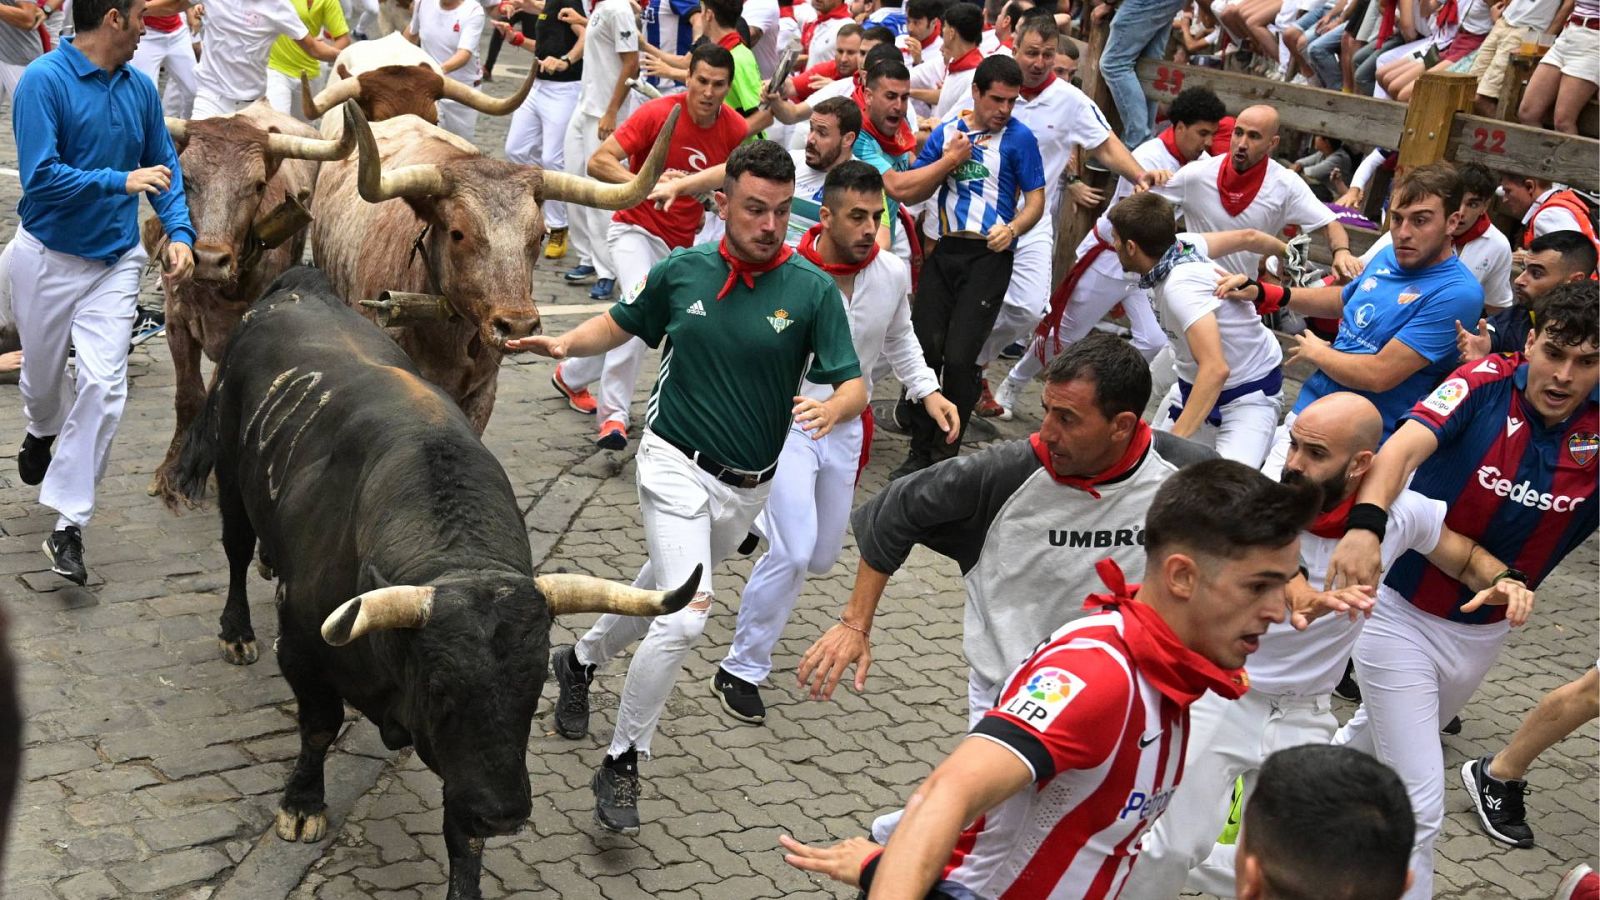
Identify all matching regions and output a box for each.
[626,77,664,100]
[763,44,802,108]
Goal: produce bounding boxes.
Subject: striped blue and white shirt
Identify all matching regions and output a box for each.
[643,0,697,89]
[915,111,1045,239]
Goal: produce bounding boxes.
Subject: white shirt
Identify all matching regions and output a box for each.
[1245,484,1446,697]
[908,52,942,121]
[788,76,921,152]
[1085,133,1197,254]
[1523,186,1587,240]
[193,0,309,102]
[1155,154,1336,277]
[806,13,851,64]
[1152,233,1284,389]
[800,251,939,402]
[934,64,976,120]
[410,0,486,84]
[1361,224,1514,309]
[784,147,832,247]
[1011,78,1112,228]
[744,0,782,77]
[1503,0,1565,30]
[576,0,641,118]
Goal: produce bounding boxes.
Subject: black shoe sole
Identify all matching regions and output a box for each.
[1459,759,1536,848]
[42,539,86,586]
[590,770,640,835]
[1442,715,1462,735]
[550,645,591,740]
[709,674,765,725]
[596,432,627,451]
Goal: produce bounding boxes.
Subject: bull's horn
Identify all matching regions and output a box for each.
[321,585,437,646]
[345,101,447,202]
[538,105,681,210]
[302,72,362,121]
[265,123,357,161]
[535,564,701,617]
[165,117,188,142]
[437,64,536,116]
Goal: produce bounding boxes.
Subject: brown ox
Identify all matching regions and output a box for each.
[143,102,354,508]
[299,34,533,126]
[309,102,678,431]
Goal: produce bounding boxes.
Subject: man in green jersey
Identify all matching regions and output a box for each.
[510,140,866,834]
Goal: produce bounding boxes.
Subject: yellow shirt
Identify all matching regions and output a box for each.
[267,0,349,80]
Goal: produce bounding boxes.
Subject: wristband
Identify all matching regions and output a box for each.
[1491,567,1529,586]
[1345,503,1388,541]
[1332,246,1350,255]
[838,617,869,637]
[1254,280,1289,315]
[509,31,525,46]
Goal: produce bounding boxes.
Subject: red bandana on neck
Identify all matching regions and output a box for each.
[947,46,983,73]
[1454,212,1492,250]
[1028,420,1152,499]
[716,30,743,50]
[1158,126,1191,166]
[1216,155,1269,217]
[797,223,878,278]
[1435,0,1460,27]
[802,3,852,50]
[1307,490,1360,539]
[1082,559,1251,705]
[852,79,917,156]
[780,3,795,17]
[716,238,793,300]
[1019,72,1055,102]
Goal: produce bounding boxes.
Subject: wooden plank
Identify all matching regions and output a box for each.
[1136,59,1408,148]
[1051,15,1116,288]
[1495,52,1542,123]
[1447,115,1600,191]
[1398,72,1476,171]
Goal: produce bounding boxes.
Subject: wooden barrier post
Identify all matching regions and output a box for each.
[1050,5,1116,287]
[1397,71,1477,172]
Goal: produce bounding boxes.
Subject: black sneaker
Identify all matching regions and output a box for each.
[550,644,594,739]
[737,532,761,556]
[43,526,87,586]
[1443,715,1463,735]
[592,752,641,835]
[130,306,166,348]
[1334,662,1361,703]
[1460,756,1534,848]
[999,341,1026,360]
[888,451,932,482]
[711,667,765,724]
[17,433,54,486]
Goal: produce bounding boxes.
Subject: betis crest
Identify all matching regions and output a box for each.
[768,309,793,334]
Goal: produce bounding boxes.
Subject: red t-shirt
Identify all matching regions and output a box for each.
[611,94,748,249]
[790,60,841,101]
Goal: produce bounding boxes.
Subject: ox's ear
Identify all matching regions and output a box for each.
[322,585,436,646]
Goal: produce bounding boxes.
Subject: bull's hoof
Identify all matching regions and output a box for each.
[219,637,260,666]
[275,808,327,843]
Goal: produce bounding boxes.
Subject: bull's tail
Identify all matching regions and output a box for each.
[174,379,223,504]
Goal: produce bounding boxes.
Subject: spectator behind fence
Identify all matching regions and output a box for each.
[1516,0,1600,135]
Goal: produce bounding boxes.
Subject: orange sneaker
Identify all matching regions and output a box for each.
[596,420,628,451]
[974,378,1004,418]
[552,364,596,414]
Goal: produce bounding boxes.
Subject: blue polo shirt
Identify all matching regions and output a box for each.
[13,39,194,263]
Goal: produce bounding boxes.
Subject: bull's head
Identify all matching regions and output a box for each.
[318,566,700,838]
[341,101,680,351]
[301,63,534,125]
[165,115,355,283]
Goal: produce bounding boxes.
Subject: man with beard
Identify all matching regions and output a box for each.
[512,140,866,834]
[783,97,867,246]
[1322,281,1595,900]
[1457,230,1597,363]
[711,162,957,723]
[1122,391,1531,899]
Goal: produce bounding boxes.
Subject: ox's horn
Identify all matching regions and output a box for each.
[321,585,437,646]
[345,101,447,201]
[437,64,536,116]
[265,122,357,162]
[536,564,702,617]
[539,105,681,210]
[302,72,363,121]
[165,117,188,142]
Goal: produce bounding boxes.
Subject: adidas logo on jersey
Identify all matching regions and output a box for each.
[687,300,706,317]
[1477,466,1588,512]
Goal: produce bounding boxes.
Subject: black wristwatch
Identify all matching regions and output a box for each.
[1492,567,1530,586]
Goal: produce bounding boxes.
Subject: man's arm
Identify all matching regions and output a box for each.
[1009,187,1046,237]
[1321,218,1363,281]
[1425,528,1536,624]
[886,130,969,204]
[1325,420,1440,589]
[438,47,474,73]
[1199,228,1288,261]
[600,53,640,138]
[504,310,634,357]
[1170,315,1228,439]
[140,80,197,274]
[588,133,637,182]
[794,378,868,440]
[0,1,42,29]
[294,33,344,62]
[1089,133,1166,190]
[1290,330,1429,393]
[798,559,890,699]
[15,79,133,205]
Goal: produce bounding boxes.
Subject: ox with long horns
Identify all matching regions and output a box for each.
[309,101,679,431]
[143,102,355,514]
[176,267,698,899]
[299,33,534,126]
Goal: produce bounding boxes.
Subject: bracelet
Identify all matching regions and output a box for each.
[838,617,869,637]
[509,31,525,46]
[1491,567,1529,586]
[1346,503,1388,541]
[1332,246,1351,255]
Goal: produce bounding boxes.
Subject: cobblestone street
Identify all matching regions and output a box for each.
[1,56,1596,900]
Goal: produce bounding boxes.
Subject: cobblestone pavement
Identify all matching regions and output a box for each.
[1,54,1596,900]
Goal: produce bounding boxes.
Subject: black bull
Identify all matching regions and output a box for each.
[176,267,697,900]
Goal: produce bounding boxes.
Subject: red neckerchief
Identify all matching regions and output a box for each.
[802,2,852,50]
[1454,212,1492,249]
[1436,0,1459,27]
[797,223,878,277]
[716,31,743,50]
[1028,421,1152,499]
[1307,490,1360,539]
[1158,126,1191,166]
[1082,560,1251,705]
[947,46,983,74]
[1210,116,1235,157]
[1019,72,1055,102]
[715,238,794,300]
[1216,155,1269,217]
[1376,0,1399,45]
[780,3,794,17]
[852,79,917,156]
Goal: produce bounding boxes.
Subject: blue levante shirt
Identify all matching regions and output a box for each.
[13,39,194,263]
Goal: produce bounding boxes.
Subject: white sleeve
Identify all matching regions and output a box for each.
[409,1,421,35]
[1281,170,1337,231]
[1533,206,1585,239]
[1167,267,1223,335]
[456,2,485,52]
[910,56,943,90]
[273,0,311,40]
[1066,89,1113,152]
[1350,148,1386,193]
[1384,491,1447,567]
[1361,231,1392,266]
[880,260,940,400]
[603,6,639,53]
[1479,237,1514,310]
[1152,162,1188,207]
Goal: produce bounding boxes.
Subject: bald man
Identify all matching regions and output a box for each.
[1153,106,1361,283]
[1122,392,1519,898]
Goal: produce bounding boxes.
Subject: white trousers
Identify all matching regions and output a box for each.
[1120,689,1337,900]
[563,111,607,274]
[191,91,256,120]
[8,227,146,529]
[342,0,379,35]
[565,222,672,427]
[979,228,1053,367]
[573,429,772,757]
[265,67,327,120]
[506,79,580,230]
[437,97,479,142]
[129,25,197,118]
[722,418,863,684]
[1002,252,1167,386]
[1335,598,1508,900]
[870,669,998,843]
[0,60,23,104]
[1152,381,1283,468]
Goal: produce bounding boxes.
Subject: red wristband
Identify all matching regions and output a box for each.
[1255,280,1286,316]
[510,31,525,46]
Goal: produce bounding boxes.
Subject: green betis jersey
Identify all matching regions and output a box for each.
[609,244,862,472]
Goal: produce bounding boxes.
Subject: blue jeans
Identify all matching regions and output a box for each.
[1354,33,1403,95]
[1102,0,1187,148]
[1306,21,1346,88]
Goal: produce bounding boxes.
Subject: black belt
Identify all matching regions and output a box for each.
[657,433,778,490]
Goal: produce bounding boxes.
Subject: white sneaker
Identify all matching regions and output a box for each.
[994,377,1024,421]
